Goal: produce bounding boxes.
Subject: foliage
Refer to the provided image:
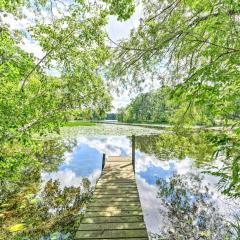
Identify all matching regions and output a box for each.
[1,0,240,238]
[118,87,173,123]
[0,139,93,240]
[203,132,240,197]
[103,0,135,21]
[118,86,221,125]
[110,0,240,198]
[0,0,136,143]
[0,8,111,144]
[0,136,77,184]
[136,131,218,166]
[106,113,117,120]
[1,177,92,240]
[109,0,240,125]
[0,0,135,190]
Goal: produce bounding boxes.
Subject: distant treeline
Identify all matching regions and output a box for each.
[117,87,240,126]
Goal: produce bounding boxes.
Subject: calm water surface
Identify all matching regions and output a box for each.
[41,125,240,239]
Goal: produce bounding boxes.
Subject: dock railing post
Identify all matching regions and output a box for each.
[132,135,135,173]
[102,153,106,170]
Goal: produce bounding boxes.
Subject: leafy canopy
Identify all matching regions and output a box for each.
[110,0,240,125]
[0,0,135,144]
[109,0,240,197]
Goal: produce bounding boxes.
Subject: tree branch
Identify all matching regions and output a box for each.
[20,28,76,92]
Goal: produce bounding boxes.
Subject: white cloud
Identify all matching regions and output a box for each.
[136,152,173,173]
[136,175,168,234]
[175,157,194,175]
[111,90,137,110]
[1,9,34,31]
[75,136,131,156]
[41,168,101,189]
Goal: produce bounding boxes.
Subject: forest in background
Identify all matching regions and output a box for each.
[117,86,240,126]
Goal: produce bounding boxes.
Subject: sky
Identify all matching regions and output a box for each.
[106,6,163,111]
[3,4,156,112]
[106,6,143,111]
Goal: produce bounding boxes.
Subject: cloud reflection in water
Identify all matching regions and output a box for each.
[41,136,239,236]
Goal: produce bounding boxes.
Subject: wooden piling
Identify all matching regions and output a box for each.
[102,153,106,170]
[132,135,135,173]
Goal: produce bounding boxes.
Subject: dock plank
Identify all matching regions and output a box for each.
[82,216,144,224]
[79,222,146,231]
[76,229,148,239]
[85,210,143,217]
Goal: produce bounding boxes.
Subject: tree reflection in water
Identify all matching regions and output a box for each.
[1,130,239,239]
[136,130,240,197]
[154,173,238,240]
[136,131,240,238]
[0,140,93,240]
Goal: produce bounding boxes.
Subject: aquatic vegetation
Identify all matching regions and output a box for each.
[60,124,162,138]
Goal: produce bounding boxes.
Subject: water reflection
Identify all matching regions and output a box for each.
[0,140,92,240]
[41,136,132,190]
[135,134,240,238]
[155,172,233,239]
[42,134,239,238]
[1,130,240,239]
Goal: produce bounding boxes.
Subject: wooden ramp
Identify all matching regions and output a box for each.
[76,156,148,239]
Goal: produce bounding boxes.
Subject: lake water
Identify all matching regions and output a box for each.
[2,124,240,239]
[43,124,240,239]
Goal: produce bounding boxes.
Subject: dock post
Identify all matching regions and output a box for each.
[102,153,106,170]
[132,135,135,173]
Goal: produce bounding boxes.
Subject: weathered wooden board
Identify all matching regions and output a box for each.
[88,205,141,211]
[76,156,148,239]
[76,229,148,239]
[88,201,141,207]
[82,216,144,224]
[79,222,146,230]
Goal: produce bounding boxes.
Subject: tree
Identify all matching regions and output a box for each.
[110,0,240,126]
[118,86,219,125]
[118,87,173,123]
[0,1,137,239]
[110,0,240,196]
[0,0,135,179]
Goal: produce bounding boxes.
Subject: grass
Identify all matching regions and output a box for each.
[64,121,96,127]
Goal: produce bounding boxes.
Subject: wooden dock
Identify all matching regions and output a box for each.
[76,156,148,239]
